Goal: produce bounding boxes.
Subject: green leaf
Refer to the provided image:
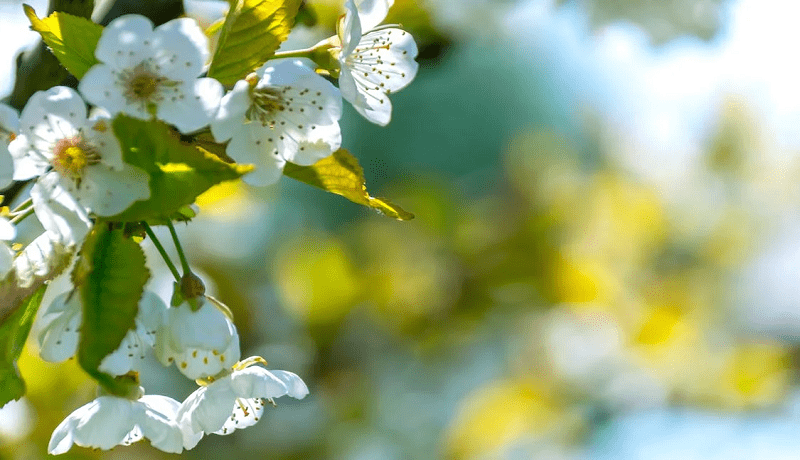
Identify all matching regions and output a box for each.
[107,116,253,222]
[24,4,103,80]
[0,286,46,408]
[208,0,303,85]
[284,149,415,220]
[77,225,149,395]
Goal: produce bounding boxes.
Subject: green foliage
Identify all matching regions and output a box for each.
[208,0,303,85]
[24,5,103,80]
[107,116,253,222]
[76,225,149,395]
[284,149,414,220]
[0,286,46,408]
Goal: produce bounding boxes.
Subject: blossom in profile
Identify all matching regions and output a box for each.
[154,295,240,379]
[48,392,191,454]
[210,60,342,185]
[79,15,223,134]
[336,0,418,126]
[176,356,308,447]
[8,86,150,218]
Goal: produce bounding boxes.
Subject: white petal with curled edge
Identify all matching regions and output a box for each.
[231,367,309,400]
[94,15,155,70]
[178,380,238,434]
[211,80,251,143]
[340,0,362,56]
[136,395,185,454]
[355,0,393,32]
[48,397,135,454]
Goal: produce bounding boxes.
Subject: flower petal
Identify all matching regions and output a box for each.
[230,367,309,400]
[226,124,286,186]
[157,78,223,134]
[340,0,362,56]
[153,17,209,80]
[30,173,92,245]
[179,381,238,434]
[79,65,136,119]
[36,290,81,363]
[76,162,151,216]
[94,15,156,70]
[63,397,134,451]
[211,80,251,143]
[136,395,186,454]
[8,134,49,181]
[355,0,393,32]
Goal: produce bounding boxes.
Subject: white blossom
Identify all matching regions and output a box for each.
[154,295,240,379]
[48,392,189,454]
[210,60,342,185]
[79,15,223,134]
[36,278,166,377]
[0,103,19,189]
[336,0,418,126]
[176,357,308,448]
[8,86,150,218]
[11,232,73,289]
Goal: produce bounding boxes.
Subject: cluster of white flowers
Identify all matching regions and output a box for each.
[0,0,418,454]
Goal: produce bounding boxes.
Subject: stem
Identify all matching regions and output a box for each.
[9,206,34,225]
[142,222,180,282]
[166,221,191,276]
[271,47,317,60]
[10,198,32,214]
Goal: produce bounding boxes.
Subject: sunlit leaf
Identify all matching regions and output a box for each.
[0,286,46,408]
[76,225,148,395]
[24,5,103,80]
[107,116,253,222]
[208,0,303,85]
[284,149,414,220]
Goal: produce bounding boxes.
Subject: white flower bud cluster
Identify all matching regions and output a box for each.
[0,0,419,454]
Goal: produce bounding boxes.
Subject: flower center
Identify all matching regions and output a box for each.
[246,88,288,128]
[51,136,100,181]
[118,62,177,112]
